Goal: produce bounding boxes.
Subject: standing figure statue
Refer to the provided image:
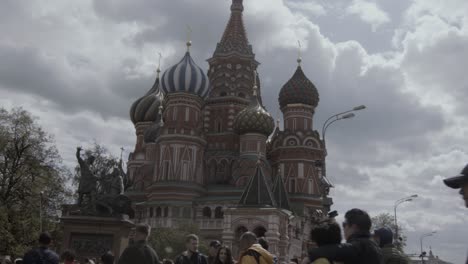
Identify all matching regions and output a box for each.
[110,167,124,196]
[76,146,98,208]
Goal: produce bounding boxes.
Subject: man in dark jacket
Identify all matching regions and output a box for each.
[175,234,208,264]
[307,208,382,264]
[118,224,159,264]
[443,163,468,264]
[373,227,409,264]
[23,232,59,264]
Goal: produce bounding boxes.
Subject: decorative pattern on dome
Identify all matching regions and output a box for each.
[278,66,319,109]
[130,73,164,124]
[234,74,274,136]
[161,52,209,98]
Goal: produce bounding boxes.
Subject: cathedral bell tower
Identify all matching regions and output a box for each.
[204,0,262,185]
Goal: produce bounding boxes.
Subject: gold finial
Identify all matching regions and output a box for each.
[297,40,302,65]
[253,70,258,96]
[157,52,162,78]
[186,25,192,52]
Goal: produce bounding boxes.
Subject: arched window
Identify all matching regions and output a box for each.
[149,207,154,218]
[203,207,212,218]
[163,207,169,217]
[156,207,162,217]
[214,207,224,218]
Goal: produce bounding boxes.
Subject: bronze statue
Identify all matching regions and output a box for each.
[76,146,98,207]
[74,146,133,218]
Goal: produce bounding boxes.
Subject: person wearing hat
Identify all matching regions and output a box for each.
[443,163,468,264]
[372,227,409,264]
[443,163,468,208]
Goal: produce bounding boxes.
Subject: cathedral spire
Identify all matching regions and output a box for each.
[214,0,253,57]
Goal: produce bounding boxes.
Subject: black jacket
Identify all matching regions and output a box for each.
[118,240,160,264]
[175,251,208,264]
[23,246,59,264]
[308,232,383,264]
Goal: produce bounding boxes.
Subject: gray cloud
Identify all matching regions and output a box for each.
[1,0,467,262]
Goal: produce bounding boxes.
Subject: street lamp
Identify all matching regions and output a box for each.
[319,105,366,180]
[39,191,44,232]
[394,194,418,243]
[420,231,436,263]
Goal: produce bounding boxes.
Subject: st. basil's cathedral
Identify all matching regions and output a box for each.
[126,0,332,261]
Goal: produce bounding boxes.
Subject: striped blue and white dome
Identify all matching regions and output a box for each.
[161,52,209,98]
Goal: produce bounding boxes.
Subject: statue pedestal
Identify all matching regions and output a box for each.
[61,215,134,262]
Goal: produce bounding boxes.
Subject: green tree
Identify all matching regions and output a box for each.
[148,222,208,260]
[0,107,72,257]
[371,213,407,251]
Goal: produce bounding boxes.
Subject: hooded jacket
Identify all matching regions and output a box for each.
[239,244,274,264]
[374,228,409,264]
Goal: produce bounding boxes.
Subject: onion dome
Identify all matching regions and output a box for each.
[130,68,164,124]
[161,43,209,98]
[234,74,274,136]
[278,62,319,109]
[144,106,164,143]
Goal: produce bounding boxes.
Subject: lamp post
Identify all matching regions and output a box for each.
[420,231,436,263]
[39,191,44,232]
[319,105,366,179]
[394,194,418,244]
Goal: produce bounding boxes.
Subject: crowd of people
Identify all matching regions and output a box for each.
[4,163,467,264]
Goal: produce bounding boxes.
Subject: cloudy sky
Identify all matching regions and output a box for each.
[1,0,467,262]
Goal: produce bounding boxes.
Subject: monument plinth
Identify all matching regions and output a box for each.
[61,214,134,262]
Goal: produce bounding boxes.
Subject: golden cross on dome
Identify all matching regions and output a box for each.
[253,70,258,95]
[186,25,192,51]
[157,52,162,77]
[297,40,302,65]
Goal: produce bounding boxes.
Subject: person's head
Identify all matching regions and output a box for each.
[101,251,114,264]
[135,224,151,241]
[216,246,232,264]
[373,227,393,247]
[310,221,342,247]
[443,163,468,208]
[239,232,257,252]
[38,232,52,247]
[343,209,372,240]
[209,240,221,257]
[185,234,199,252]
[163,259,174,264]
[60,250,76,263]
[257,237,269,250]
